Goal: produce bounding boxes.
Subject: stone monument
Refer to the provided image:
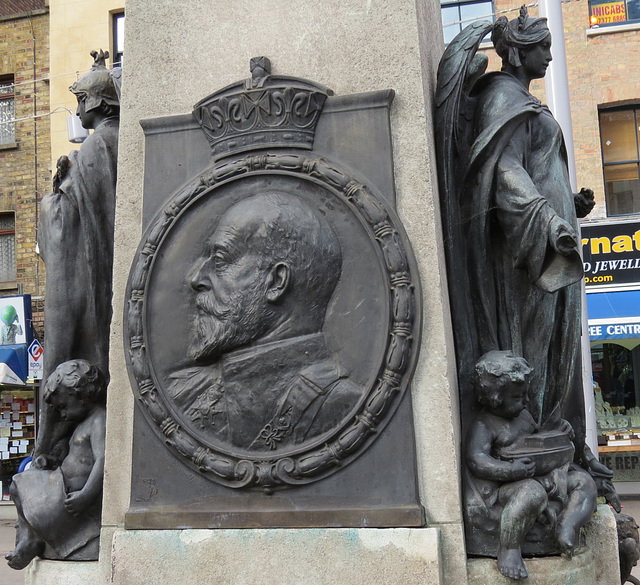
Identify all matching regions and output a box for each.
[124,58,424,527]
[23,2,620,584]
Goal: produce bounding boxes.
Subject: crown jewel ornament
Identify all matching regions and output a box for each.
[193,57,333,162]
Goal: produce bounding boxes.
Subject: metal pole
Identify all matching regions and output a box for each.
[539,0,598,454]
[539,0,576,189]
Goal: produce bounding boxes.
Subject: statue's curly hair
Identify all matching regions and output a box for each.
[474,350,532,409]
[44,359,106,404]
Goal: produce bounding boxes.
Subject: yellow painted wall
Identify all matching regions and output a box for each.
[49,0,123,164]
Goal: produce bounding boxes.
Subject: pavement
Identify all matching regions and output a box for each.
[0,499,640,584]
[0,503,23,585]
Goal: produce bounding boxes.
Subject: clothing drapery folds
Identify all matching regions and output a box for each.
[462,71,586,454]
[39,118,118,382]
[36,117,118,459]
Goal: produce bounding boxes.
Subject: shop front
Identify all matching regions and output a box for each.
[0,295,41,499]
[583,219,640,492]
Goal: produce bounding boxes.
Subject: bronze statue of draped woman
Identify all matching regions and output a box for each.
[34,50,119,463]
[5,51,119,570]
[435,6,617,580]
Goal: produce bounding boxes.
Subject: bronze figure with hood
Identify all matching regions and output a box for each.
[39,49,120,400]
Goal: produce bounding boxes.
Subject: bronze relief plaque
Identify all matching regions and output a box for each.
[125,59,423,528]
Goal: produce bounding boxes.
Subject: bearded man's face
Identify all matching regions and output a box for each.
[188,218,275,363]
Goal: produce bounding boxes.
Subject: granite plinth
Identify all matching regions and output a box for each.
[467,505,620,585]
[110,527,443,585]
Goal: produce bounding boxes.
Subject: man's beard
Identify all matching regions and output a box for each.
[189,285,274,363]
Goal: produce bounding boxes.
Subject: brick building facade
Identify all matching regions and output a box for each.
[0,0,49,498]
[0,1,50,341]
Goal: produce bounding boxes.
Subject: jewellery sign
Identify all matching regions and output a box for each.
[581,220,640,290]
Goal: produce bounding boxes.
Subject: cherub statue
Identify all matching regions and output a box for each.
[466,351,597,580]
[617,512,640,585]
[5,360,106,569]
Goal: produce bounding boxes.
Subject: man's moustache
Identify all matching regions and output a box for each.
[195,293,231,320]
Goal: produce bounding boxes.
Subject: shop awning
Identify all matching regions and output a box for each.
[587,290,640,343]
[0,344,28,385]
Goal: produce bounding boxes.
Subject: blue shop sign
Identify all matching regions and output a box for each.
[0,344,28,384]
[589,321,640,340]
[587,289,640,341]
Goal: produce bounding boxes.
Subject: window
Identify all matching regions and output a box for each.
[112,12,124,67]
[599,107,640,216]
[589,0,640,27]
[441,0,494,45]
[0,213,16,282]
[0,75,15,146]
[592,343,640,410]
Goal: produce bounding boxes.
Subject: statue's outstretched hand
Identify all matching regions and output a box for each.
[575,188,595,218]
[549,217,578,256]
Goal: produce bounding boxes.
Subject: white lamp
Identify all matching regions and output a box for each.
[67,114,89,143]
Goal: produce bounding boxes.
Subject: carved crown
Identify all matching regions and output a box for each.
[193,57,333,161]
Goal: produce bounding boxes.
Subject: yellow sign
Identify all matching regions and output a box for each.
[591,1,627,24]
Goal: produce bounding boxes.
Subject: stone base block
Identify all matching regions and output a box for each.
[25,558,100,585]
[110,527,442,585]
[467,504,619,585]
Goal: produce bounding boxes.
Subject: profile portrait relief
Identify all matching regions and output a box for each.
[125,62,420,493]
[166,191,363,452]
[127,152,419,488]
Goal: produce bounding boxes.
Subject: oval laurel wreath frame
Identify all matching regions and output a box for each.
[125,152,421,490]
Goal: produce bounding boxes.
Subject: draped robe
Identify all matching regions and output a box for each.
[463,71,585,454]
[36,117,118,457]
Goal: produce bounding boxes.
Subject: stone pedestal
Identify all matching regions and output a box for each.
[23,1,620,584]
[25,559,100,585]
[467,505,620,585]
[110,528,443,585]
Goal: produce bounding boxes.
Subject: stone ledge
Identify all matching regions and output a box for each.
[586,21,640,36]
[110,527,443,585]
[25,558,100,585]
[467,504,619,585]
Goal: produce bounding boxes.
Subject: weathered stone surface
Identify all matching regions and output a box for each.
[25,558,100,585]
[467,505,619,585]
[110,528,442,585]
